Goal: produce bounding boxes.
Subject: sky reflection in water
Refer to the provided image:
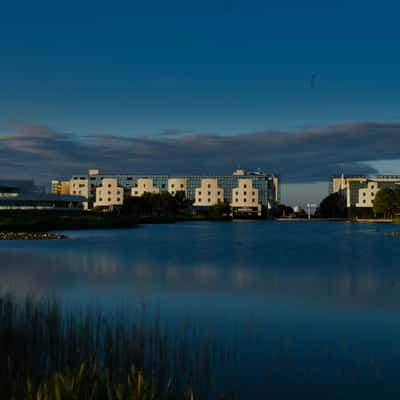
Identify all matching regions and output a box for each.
[1,221,400,396]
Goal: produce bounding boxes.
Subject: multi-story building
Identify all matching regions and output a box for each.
[51,180,70,195]
[58,168,280,214]
[168,178,187,196]
[231,178,261,216]
[331,174,400,208]
[131,178,160,197]
[0,181,85,210]
[94,178,124,208]
[193,179,224,207]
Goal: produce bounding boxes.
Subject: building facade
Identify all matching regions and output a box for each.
[231,178,261,216]
[58,168,280,214]
[193,178,224,207]
[131,178,160,197]
[331,174,400,208]
[94,178,124,208]
[51,180,70,195]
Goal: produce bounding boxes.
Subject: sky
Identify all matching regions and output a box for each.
[1,0,400,205]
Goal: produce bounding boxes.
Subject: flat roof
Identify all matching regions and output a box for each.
[0,194,87,202]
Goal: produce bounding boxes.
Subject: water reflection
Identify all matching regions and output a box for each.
[2,222,400,395]
[0,221,399,312]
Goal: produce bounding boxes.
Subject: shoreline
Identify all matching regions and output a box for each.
[0,232,67,240]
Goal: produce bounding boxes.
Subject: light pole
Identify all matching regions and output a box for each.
[306,203,317,220]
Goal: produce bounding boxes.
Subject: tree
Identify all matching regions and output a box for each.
[317,192,346,218]
[373,187,398,218]
[210,200,231,217]
[121,191,193,218]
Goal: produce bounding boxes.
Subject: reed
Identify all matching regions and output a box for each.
[0,294,232,399]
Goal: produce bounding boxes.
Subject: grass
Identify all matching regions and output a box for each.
[0,210,141,232]
[0,294,233,399]
[0,210,234,233]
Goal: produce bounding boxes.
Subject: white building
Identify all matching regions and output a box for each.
[231,178,261,216]
[57,169,279,214]
[356,181,379,208]
[168,178,187,196]
[94,178,124,208]
[131,178,160,197]
[194,179,224,207]
[332,175,400,208]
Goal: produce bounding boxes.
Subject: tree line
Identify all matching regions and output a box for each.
[317,187,400,219]
[119,191,231,218]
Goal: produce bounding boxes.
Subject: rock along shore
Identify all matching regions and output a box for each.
[0,232,67,240]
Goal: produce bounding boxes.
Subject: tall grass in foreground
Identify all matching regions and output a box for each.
[0,294,234,399]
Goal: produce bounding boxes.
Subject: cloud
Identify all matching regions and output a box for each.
[158,128,194,137]
[1,121,400,184]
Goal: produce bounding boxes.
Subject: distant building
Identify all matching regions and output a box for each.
[193,179,224,208]
[231,178,261,216]
[56,168,280,215]
[131,178,160,197]
[0,193,86,210]
[0,180,86,210]
[94,178,124,208]
[331,174,400,208]
[51,180,70,195]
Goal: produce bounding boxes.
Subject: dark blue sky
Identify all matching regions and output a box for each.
[1,0,400,204]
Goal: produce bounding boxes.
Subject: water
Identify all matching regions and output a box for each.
[1,220,400,398]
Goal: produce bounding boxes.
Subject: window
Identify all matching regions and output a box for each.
[198,198,202,202]
[117,198,121,202]
[244,198,247,203]
[244,191,247,196]
[208,184,211,188]
[244,184,247,188]
[134,191,138,195]
[363,193,366,196]
[108,184,112,188]
[117,191,120,195]
[73,190,76,194]
[235,191,238,196]
[252,192,255,196]
[235,198,238,202]
[79,184,85,188]
[199,191,202,195]
[208,191,211,195]
[171,184,175,188]
[108,191,111,195]
[99,198,103,202]
[108,198,111,202]
[371,192,374,197]
[208,198,211,202]
[180,184,184,189]
[363,200,366,204]
[252,198,255,203]
[162,184,166,188]
[144,184,146,188]
[371,185,374,189]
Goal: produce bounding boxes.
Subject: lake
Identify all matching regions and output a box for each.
[1,220,400,398]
